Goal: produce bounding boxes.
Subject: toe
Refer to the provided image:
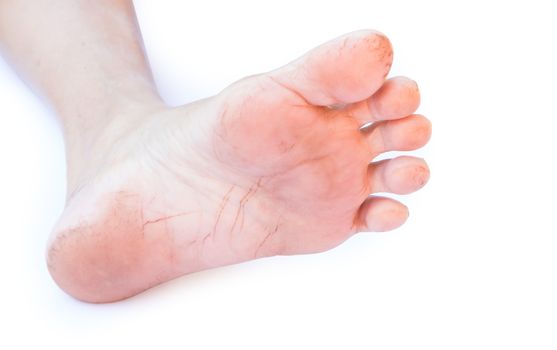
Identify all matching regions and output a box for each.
[367,156,430,194]
[354,196,409,232]
[348,76,421,124]
[269,30,393,106]
[370,76,421,121]
[362,114,432,158]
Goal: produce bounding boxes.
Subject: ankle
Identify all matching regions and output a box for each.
[62,95,168,196]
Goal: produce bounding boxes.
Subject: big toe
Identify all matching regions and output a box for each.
[269,30,393,106]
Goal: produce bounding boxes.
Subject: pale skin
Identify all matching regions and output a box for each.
[0,0,431,303]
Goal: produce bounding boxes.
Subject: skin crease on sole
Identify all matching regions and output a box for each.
[0,2,430,304]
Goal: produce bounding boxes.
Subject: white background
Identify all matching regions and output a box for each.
[1,0,556,348]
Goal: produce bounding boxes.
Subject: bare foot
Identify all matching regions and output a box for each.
[46,30,431,303]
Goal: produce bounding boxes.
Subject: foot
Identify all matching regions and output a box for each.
[46,30,431,303]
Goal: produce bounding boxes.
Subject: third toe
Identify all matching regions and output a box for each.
[368,156,430,194]
[362,114,432,158]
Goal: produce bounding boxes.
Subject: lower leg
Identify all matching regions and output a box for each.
[0,0,163,193]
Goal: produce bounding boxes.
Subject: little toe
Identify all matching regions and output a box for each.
[269,30,393,106]
[368,156,430,194]
[363,114,432,158]
[348,76,421,124]
[354,196,409,232]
